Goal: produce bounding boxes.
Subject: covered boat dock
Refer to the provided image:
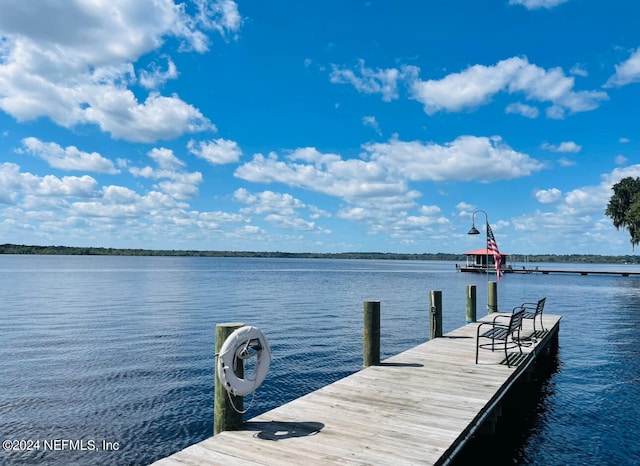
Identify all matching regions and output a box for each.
[457,248,509,274]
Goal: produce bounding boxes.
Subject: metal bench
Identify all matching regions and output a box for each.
[517,297,546,334]
[475,308,525,367]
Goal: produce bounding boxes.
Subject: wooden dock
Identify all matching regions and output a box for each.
[514,268,640,276]
[459,266,640,276]
[152,314,561,466]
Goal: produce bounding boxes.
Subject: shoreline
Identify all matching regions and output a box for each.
[1,243,639,264]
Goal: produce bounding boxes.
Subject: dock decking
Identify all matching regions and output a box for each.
[515,268,640,276]
[153,313,561,466]
[459,266,640,276]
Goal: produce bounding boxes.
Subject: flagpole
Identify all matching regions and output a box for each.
[485,220,490,278]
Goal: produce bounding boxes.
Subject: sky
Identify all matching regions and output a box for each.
[1,0,640,255]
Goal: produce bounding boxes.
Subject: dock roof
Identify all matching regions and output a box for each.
[464,248,509,256]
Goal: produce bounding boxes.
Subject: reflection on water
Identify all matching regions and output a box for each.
[0,256,639,465]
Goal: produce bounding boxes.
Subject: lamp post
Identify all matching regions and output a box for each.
[467,209,489,276]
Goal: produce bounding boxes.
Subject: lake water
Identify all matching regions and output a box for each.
[0,256,639,465]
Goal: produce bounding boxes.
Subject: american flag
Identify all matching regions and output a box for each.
[486,223,502,281]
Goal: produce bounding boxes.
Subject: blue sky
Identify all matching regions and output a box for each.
[1,0,640,255]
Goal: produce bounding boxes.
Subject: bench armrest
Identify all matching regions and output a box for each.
[491,313,513,324]
[520,302,538,310]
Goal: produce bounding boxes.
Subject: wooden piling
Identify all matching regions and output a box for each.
[466,285,477,323]
[430,290,443,339]
[363,301,381,367]
[487,281,498,314]
[214,322,244,435]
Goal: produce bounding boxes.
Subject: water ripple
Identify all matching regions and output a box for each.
[1,256,639,465]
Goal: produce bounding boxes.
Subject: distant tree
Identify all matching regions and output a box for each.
[605,176,640,249]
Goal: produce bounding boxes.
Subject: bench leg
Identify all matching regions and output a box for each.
[504,342,509,367]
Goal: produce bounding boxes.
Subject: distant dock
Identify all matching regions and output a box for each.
[513,268,640,276]
[458,265,640,277]
[152,314,561,465]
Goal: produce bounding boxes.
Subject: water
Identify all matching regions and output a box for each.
[0,256,638,465]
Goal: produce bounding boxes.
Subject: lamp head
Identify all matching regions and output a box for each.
[467,225,481,235]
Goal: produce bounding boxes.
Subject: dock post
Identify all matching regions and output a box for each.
[214,322,244,435]
[466,285,477,323]
[363,301,381,367]
[430,291,443,339]
[487,281,498,313]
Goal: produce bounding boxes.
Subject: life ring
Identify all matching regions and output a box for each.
[217,326,271,397]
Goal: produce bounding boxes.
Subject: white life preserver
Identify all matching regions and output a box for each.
[217,326,271,397]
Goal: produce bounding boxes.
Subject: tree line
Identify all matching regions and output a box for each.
[1,243,639,264]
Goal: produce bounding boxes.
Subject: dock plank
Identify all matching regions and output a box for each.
[153,314,561,466]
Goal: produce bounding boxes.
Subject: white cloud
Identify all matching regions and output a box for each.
[19,137,119,174]
[542,141,582,153]
[330,59,402,102]
[308,205,331,219]
[604,164,640,186]
[363,135,545,182]
[545,105,566,119]
[139,56,178,89]
[148,147,185,170]
[156,173,202,200]
[84,91,213,143]
[0,163,27,204]
[264,214,317,231]
[235,144,450,239]
[236,136,544,211]
[129,148,202,200]
[362,116,382,135]
[336,191,425,234]
[509,0,570,9]
[234,188,328,232]
[0,0,241,62]
[397,205,450,230]
[557,141,582,153]
[534,188,562,203]
[193,0,243,40]
[235,147,408,200]
[0,0,238,142]
[409,60,516,113]
[536,164,640,223]
[0,162,101,206]
[455,202,476,214]
[37,174,100,198]
[510,211,595,254]
[408,57,607,118]
[72,187,183,218]
[516,173,639,253]
[505,102,539,118]
[561,185,608,215]
[570,64,588,77]
[188,138,242,164]
[234,188,305,215]
[0,160,253,247]
[606,48,640,87]
[557,157,576,167]
[234,136,545,242]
